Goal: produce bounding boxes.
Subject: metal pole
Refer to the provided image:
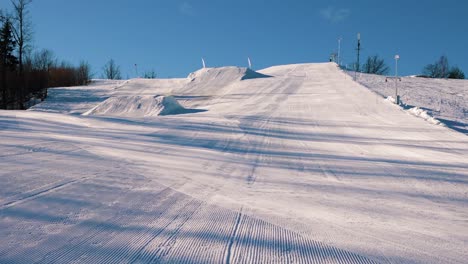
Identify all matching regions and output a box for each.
[395,55,400,104]
[395,57,398,77]
[135,64,138,78]
[338,37,342,66]
[355,33,361,81]
[356,33,361,72]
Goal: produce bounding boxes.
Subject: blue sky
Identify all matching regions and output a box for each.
[1,0,467,78]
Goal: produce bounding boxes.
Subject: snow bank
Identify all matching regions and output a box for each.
[406,107,444,126]
[385,96,444,126]
[83,95,189,117]
[385,96,397,104]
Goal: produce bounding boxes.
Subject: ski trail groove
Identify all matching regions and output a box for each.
[0,177,89,209]
[224,207,243,264]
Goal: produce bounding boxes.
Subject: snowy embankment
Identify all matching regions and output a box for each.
[351,71,468,134]
[1,63,467,264]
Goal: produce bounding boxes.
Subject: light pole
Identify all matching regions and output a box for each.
[134,64,138,78]
[395,54,400,104]
[355,33,361,81]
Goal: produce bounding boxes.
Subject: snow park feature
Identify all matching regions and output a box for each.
[1,62,467,263]
[82,95,196,117]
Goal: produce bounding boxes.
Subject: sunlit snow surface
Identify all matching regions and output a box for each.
[352,71,468,134]
[1,63,467,263]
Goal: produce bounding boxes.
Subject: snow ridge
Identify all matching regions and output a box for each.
[406,106,444,126]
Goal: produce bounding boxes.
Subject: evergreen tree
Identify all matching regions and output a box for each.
[448,66,465,79]
[0,18,19,109]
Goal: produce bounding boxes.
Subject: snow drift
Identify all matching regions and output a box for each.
[83,95,192,117]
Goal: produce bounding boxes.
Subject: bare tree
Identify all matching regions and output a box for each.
[423,55,449,78]
[32,49,55,72]
[10,0,32,73]
[10,0,33,108]
[103,59,121,80]
[76,61,92,85]
[362,55,389,75]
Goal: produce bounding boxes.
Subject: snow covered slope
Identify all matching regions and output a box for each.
[29,79,122,114]
[352,71,468,134]
[1,63,467,264]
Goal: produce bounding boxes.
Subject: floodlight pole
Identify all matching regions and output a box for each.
[355,33,361,81]
[135,64,138,78]
[395,54,400,104]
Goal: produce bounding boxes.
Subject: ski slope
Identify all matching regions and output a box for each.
[1,63,467,263]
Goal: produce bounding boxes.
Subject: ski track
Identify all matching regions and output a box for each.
[0,177,89,209]
[0,177,379,264]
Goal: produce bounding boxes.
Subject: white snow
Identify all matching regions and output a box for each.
[83,95,189,117]
[351,71,468,134]
[1,63,467,264]
[406,107,444,126]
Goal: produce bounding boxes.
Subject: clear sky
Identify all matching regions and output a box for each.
[1,0,467,78]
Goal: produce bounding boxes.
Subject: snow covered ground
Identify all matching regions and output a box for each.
[351,71,468,134]
[1,63,467,263]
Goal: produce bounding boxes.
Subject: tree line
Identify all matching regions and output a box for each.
[102,59,157,80]
[353,54,465,79]
[1,0,91,110]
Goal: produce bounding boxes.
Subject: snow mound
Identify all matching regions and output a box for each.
[182,67,271,95]
[406,107,444,126]
[82,95,189,117]
[241,68,272,80]
[188,67,270,83]
[385,96,444,126]
[385,96,397,104]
